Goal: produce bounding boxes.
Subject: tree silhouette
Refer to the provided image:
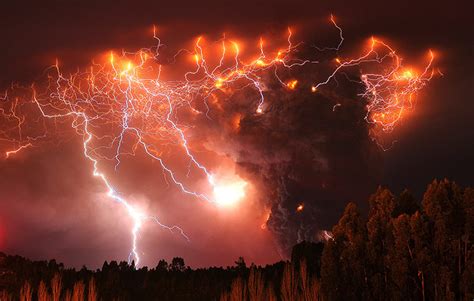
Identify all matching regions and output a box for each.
[0,179,472,300]
[321,202,368,300]
[170,257,186,272]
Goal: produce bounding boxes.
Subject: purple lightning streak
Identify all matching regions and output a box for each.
[32,89,190,266]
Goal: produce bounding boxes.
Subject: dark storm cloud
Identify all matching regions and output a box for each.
[196,60,380,255]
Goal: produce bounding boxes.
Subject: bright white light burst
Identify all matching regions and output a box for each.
[211,176,247,207]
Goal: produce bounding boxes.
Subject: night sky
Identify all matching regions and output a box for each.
[0,0,472,268]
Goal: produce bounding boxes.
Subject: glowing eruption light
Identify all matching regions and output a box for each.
[0,16,438,265]
[296,204,304,212]
[210,176,247,207]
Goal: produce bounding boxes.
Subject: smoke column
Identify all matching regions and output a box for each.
[0,18,436,262]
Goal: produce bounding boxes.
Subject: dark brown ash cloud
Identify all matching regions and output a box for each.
[191,60,381,255]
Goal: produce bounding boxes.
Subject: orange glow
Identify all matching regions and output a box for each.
[403,70,414,78]
[260,210,271,230]
[356,45,437,133]
[215,77,224,88]
[397,69,416,81]
[231,41,240,54]
[109,52,114,65]
[119,61,135,76]
[286,79,298,90]
[296,204,304,212]
[231,113,242,131]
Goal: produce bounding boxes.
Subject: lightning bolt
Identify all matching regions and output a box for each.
[0,16,438,266]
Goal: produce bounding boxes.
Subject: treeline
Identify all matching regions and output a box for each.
[0,179,472,300]
[321,179,473,300]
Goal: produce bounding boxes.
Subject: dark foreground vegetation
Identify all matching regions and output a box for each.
[1,179,473,300]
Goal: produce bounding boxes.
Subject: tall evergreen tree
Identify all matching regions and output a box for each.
[461,187,474,299]
[321,202,368,300]
[422,179,463,300]
[392,189,419,217]
[366,187,396,300]
[391,214,419,299]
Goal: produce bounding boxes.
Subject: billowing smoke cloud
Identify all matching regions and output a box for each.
[197,58,381,255]
[0,36,385,265]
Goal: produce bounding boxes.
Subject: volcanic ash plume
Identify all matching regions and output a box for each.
[0,20,436,261]
[199,62,380,255]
